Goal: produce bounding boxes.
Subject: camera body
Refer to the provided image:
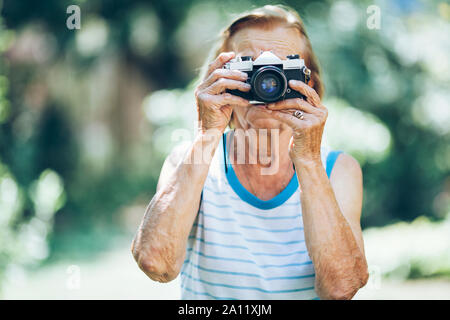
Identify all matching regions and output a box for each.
[224,51,311,103]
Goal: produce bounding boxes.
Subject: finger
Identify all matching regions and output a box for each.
[202,68,248,89]
[257,108,310,128]
[210,92,250,108]
[288,80,323,108]
[267,98,319,114]
[205,52,235,78]
[279,109,315,123]
[207,78,251,95]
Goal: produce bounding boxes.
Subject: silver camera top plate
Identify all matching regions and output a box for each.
[224,51,305,71]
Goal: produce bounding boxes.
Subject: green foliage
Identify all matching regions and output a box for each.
[364,215,450,279]
[0,2,66,290]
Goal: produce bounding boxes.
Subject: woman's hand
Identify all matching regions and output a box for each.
[262,80,328,164]
[195,52,250,133]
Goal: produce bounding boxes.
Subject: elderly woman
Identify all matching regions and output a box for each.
[132,5,368,300]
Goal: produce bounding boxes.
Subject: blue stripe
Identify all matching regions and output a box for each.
[239,225,303,233]
[203,200,301,220]
[233,210,301,220]
[326,150,342,178]
[190,225,310,257]
[200,209,300,222]
[182,261,315,280]
[186,248,310,267]
[181,284,238,300]
[184,255,312,269]
[187,248,256,264]
[188,237,248,249]
[257,261,313,268]
[200,211,236,222]
[194,223,303,235]
[244,238,304,245]
[283,201,301,207]
[202,199,232,208]
[187,247,308,260]
[193,223,241,235]
[251,250,309,257]
[189,235,304,246]
[199,212,304,232]
[182,272,315,294]
[203,186,229,195]
[197,219,303,233]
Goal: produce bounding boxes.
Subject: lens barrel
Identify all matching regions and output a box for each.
[251,66,287,103]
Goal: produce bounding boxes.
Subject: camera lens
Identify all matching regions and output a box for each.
[251,66,287,102]
[261,76,279,94]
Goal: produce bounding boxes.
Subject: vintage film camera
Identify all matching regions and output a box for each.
[224,51,311,103]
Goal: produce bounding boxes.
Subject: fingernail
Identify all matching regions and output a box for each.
[241,72,248,79]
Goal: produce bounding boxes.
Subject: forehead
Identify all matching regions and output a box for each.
[229,25,305,59]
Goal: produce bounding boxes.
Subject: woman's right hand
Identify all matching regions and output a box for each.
[195,52,250,133]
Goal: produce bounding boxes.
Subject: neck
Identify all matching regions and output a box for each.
[230,127,293,175]
[228,126,294,200]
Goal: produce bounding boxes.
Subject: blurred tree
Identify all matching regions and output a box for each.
[0,2,67,293]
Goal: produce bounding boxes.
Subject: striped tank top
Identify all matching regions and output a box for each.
[180,131,341,300]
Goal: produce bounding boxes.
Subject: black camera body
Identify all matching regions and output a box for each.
[224,51,311,103]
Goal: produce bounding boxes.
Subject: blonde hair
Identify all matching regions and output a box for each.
[203,4,324,98]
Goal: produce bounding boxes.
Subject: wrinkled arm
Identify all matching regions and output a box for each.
[131,132,221,282]
[294,153,368,299]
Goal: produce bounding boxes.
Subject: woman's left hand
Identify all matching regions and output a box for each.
[262,80,328,164]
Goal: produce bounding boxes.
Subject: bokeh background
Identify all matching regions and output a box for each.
[0,0,449,299]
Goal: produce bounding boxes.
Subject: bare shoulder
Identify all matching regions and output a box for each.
[157,141,191,191]
[330,153,362,182]
[329,153,363,210]
[329,152,363,224]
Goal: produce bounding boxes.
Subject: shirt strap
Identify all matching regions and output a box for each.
[326,150,343,178]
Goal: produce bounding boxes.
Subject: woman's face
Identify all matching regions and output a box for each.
[230,24,306,130]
